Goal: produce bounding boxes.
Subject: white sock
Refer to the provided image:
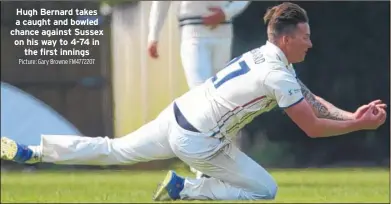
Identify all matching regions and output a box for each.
[27,145,42,162]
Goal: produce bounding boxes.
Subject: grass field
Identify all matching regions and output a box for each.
[1,168,389,203]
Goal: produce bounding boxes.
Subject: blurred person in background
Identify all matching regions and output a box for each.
[147,0,250,180]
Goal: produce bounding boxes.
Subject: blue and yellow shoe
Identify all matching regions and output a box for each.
[152,170,185,201]
[1,137,40,164]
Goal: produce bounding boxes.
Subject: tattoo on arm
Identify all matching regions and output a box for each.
[296,79,352,121]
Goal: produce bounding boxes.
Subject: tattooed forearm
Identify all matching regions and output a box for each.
[296,79,353,121]
[315,96,354,120]
[313,96,352,120]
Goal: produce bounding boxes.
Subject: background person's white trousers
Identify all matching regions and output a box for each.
[180,37,232,89]
[39,103,277,200]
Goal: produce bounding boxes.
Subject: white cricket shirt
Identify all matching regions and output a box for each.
[174,41,304,139]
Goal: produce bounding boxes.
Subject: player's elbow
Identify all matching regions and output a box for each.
[302,120,323,138]
[284,99,326,138]
[305,130,321,138]
[303,128,318,138]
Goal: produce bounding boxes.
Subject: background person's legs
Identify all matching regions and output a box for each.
[180,38,213,88]
[40,104,176,166]
[168,125,278,200]
[211,37,233,74]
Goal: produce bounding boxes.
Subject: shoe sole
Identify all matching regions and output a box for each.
[152,171,174,201]
[1,137,17,161]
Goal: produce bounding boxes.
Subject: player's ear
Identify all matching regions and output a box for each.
[281,35,289,45]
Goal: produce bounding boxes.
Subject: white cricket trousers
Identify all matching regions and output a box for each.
[180,37,232,89]
[39,103,277,200]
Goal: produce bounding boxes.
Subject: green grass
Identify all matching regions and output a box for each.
[1,168,389,203]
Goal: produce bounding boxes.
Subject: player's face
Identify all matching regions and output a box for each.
[286,23,312,63]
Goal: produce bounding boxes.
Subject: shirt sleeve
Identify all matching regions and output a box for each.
[264,70,304,109]
[148,1,171,43]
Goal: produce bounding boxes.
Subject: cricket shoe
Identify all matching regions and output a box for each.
[152,170,184,201]
[1,137,40,164]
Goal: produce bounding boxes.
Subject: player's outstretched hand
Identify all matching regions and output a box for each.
[354,99,387,119]
[148,41,159,59]
[357,104,387,130]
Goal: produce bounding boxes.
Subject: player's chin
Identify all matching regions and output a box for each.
[298,54,307,62]
[292,57,305,64]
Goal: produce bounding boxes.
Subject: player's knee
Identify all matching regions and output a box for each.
[251,180,278,200]
[265,182,278,199]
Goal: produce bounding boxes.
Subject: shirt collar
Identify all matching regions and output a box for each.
[265,41,290,66]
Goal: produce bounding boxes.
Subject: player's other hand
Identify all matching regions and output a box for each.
[357,104,387,130]
[354,99,387,119]
[148,41,159,59]
[202,7,226,29]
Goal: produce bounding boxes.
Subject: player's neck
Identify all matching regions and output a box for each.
[268,39,292,64]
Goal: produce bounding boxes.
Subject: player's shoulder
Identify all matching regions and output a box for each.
[263,64,298,85]
[265,69,296,83]
[263,69,301,97]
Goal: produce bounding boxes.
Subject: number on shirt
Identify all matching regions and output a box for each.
[212,55,250,88]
